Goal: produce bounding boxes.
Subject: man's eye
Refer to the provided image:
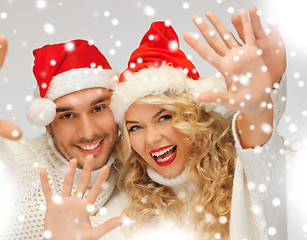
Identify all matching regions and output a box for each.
[93,106,104,113]
[159,115,172,122]
[128,125,142,132]
[60,113,74,119]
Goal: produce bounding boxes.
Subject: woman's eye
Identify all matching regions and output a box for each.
[60,113,74,119]
[159,114,172,122]
[128,125,142,132]
[93,106,104,112]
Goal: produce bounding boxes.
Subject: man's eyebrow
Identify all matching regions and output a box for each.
[91,96,110,106]
[56,107,73,113]
[56,97,110,113]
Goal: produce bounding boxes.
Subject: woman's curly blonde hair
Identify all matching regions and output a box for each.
[116,91,236,239]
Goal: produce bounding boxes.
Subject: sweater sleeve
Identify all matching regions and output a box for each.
[0,137,17,171]
[230,75,288,240]
[231,73,287,189]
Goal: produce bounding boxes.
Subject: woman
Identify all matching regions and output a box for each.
[110,8,287,240]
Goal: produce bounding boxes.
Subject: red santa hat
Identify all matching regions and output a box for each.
[110,21,226,127]
[26,39,118,126]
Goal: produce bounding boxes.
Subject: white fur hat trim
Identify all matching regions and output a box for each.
[26,98,57,127]
[110,64,226,127]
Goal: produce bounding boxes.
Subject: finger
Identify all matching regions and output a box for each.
[205,11,239,49]
[268,23,280,37]
[249,6,267,39]
[0,35,8,68]
[0,119,23,140]
[62,158,78,196]
[231,14,245,44]
[192,15,228,56]
[183,32,222,69]
[86,165,110,204]
[75,155,94,197]
[40,168,53,202]
[239,9,255,45]
[92,217,123,238]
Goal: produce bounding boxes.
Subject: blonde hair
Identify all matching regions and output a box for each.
[116,91,236,239]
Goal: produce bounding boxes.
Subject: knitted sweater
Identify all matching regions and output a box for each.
[0,132,117,240]
[97,75,288,240]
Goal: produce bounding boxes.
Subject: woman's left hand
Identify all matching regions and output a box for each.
[183,9,273,114]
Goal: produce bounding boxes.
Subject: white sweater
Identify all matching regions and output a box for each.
[0,132,117,240]
[97,75,288,240]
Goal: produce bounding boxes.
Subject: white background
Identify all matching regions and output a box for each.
[0,0,306,238]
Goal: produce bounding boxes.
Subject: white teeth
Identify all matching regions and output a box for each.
[156,151,175,163]
[151,145,175,157]
[79,141,100,150]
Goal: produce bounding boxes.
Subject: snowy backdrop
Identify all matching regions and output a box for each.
[0,0,306,239]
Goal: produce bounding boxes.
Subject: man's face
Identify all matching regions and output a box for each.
[46,87,118,169]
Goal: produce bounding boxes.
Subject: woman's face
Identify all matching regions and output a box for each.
[125,102,192,178]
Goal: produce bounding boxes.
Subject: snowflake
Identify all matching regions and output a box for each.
[144,5,155,17]
[36,0,47,10]
[43,23,56,35]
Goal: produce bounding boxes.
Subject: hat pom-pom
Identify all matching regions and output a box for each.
[26,98,57,127]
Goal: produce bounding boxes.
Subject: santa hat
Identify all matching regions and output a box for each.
[26,39,118,127]
[110,21,227,128]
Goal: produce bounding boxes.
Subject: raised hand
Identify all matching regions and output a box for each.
[0,119,22,140]
[183,9,272,114]
[0,35,7,68]
[0,36,23,141]
[40,156,122,240]
[231,6,286,84]
[183,9,279,148]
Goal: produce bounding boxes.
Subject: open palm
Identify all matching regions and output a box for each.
[183,9,272,113]
[40,156,122,240]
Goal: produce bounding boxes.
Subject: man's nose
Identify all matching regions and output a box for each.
[77,114,98,140]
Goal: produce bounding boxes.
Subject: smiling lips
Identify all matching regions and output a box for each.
[149,145,177,166]
[76,139,104,154]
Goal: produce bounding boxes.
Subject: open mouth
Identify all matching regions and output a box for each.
[76,139,104,154]
[150,145,177,166]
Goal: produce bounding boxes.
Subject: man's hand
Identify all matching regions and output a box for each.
[40,155,122,240]
[0,36,23,141]
[0,119,22,140]
[0,35,7,68]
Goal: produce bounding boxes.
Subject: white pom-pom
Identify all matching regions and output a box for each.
[26,98,56,126]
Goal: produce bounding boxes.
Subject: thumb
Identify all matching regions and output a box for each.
[0,35,8,68]
[197,91,230,103]
[0,119,23,140]
[92,217,123,239]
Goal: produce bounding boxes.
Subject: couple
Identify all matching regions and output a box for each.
[0,7,287,240]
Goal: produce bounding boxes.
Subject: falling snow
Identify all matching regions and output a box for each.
[0,1,306,239]
[43,23,55,35]
[144,5,155,17]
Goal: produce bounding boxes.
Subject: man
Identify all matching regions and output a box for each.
[0,37,122,239]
